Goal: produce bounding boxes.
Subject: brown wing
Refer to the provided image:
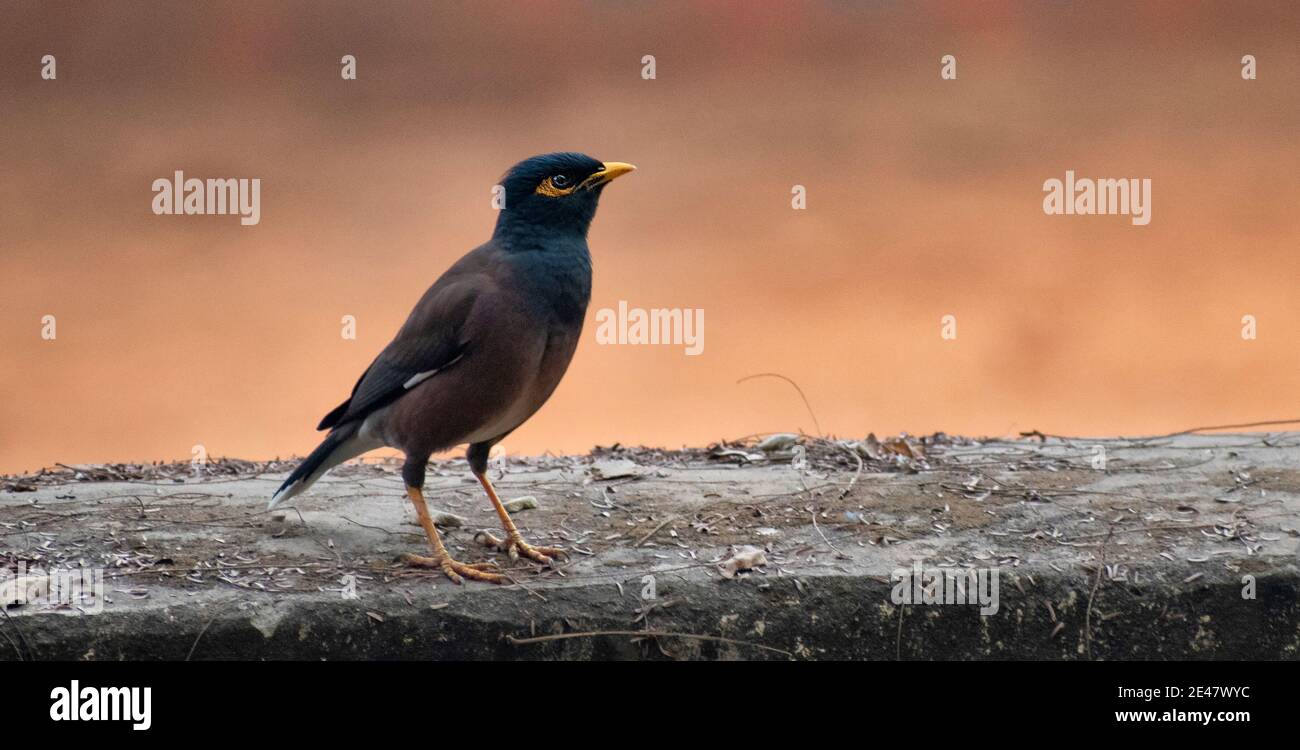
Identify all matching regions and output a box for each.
[317,244,501,430]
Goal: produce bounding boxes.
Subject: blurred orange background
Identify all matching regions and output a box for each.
[2,1,1299,473]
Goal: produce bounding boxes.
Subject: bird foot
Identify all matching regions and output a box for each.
[400,552,505,585]
[474,530,566,565]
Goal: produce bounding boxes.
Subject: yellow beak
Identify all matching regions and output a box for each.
[582,161,636,190]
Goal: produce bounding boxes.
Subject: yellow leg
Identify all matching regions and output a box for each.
[400,485,504,584]
[474,471,566,565]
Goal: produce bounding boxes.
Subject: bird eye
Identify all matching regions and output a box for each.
[550,174,571,189]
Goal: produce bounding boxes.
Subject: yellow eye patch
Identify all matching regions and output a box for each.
[534,176,576,198]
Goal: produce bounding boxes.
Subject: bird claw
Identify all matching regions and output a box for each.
[474,530,566,566]
[400,552,504,585]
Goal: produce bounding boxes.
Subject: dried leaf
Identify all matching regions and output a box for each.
[718,545,768,579]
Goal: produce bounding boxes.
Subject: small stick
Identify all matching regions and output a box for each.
[0,606,32,661]
[812,509,848,559]
[634,516,675,547]
[506,629,792,657]
[1083,527,1114,660]
[736,373,823,436]
[835,439,864,500]
[1022,417,1300,443]
[186,614,217,661]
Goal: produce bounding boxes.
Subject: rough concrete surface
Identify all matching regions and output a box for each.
[2,432,1299,660]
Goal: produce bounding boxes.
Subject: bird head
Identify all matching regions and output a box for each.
[493,152,635,240]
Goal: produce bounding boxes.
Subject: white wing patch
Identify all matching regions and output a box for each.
[403,370,438,389]
[401,353,463,390]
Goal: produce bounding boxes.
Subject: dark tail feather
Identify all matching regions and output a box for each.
[316,398,350,431]
[269,423,359,509]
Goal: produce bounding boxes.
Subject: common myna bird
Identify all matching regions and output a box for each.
[271,152,634,583]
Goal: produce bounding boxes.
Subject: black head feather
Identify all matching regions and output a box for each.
[494,152,609,241]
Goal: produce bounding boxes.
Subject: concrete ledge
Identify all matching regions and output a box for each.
[3,433,1299,660]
